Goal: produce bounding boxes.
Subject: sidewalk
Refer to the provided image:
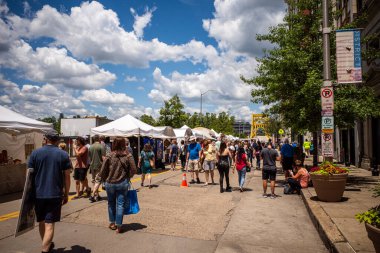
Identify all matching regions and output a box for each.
[302,160,379,253]
[215,169,328,253]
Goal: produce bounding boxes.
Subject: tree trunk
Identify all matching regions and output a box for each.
[313,131,318,166]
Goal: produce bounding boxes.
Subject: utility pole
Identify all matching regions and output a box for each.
[321,0,334,163]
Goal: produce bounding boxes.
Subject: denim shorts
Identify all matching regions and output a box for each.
[203,160,215,171]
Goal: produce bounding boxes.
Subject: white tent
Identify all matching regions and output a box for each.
[91,114,175,138]
[192,127,214,140]
[0,105,54,163]
[0,105,53,135]
[174,125,193,139]
[0,106,54,195]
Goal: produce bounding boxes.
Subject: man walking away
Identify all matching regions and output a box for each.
[28,132,71,253]
[280,138,294,180]
[89,135,106,202]
[186,136,202,184]
[261,143,280,199]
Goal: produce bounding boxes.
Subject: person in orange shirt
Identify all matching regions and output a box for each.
[287,160,310,194]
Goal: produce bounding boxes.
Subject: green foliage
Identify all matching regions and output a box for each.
[157,95,188,128]
[242,0,380,133]
[372,184,380,198]
[140,114,157,126]
[355,205,380,228]
[38,116,60,134]
[155,95,235,134]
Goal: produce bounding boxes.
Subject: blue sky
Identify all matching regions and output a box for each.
[0,0,285,121]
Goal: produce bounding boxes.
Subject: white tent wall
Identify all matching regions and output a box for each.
[0,132,44,164]
[0,132,44,196]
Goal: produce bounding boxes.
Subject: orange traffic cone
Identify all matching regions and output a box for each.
[181,173,188,188]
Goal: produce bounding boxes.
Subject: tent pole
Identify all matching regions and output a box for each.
[138,129,141,159]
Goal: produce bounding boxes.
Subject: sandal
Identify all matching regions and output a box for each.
[108,223,117,230]
[116,226,122,233]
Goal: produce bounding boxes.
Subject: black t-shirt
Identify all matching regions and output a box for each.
[261,148,279,171]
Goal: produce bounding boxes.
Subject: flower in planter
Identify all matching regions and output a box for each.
[356,184,380,229]
[310,161,349,175]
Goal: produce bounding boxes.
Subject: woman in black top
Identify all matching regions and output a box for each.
[216,142,233,193]
[254,141,263,170]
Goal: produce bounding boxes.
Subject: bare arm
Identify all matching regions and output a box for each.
[62,169,70,205]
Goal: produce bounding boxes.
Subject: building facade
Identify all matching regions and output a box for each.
[61,116,112,137]
[233,121,251,137]
[334,0,380,169]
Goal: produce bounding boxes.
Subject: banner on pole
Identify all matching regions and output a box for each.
[322,133,334,157]
[336,29,362,84]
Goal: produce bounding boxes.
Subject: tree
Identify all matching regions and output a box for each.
[157,95,188,128]
[242,0,380,133]
[38,116,60,133]
[140,114,157,126]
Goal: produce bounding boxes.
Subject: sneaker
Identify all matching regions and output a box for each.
[220,188,224,193]
[226,187,232,192]
[262,193,268,198]
[196,178,201,184]
[95,195,102,201]
[89,196,96,203]
[270,194,276,199]
[239,187,244,192]
[204,182,208,186]
[190,179,196,184]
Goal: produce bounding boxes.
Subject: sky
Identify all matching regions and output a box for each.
[0,0,286,122]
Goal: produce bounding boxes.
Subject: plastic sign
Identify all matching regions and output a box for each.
[336,29,362,83]
[322,116,334,133]
[322,133,334,157]
[321,87,334,110]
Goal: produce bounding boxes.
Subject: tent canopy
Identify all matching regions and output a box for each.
[91,114,175,138]
[0,105,54,134]
[192,127,215,140]
[173,127,193,139]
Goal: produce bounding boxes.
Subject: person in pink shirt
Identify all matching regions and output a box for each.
[235,146,251,192]
[287,160,310,194]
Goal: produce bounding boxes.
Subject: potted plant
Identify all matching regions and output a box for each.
[355,184,380,252]
[310,161,349,202]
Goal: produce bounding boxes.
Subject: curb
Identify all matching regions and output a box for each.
[301,188,356,253]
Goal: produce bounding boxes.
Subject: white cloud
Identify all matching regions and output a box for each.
[0,95,11,103]
[124,75,146,82]
[80,89,134,105]
[0,40,116,89]
[5,1,218,68]
[148,52,257,105]
[203,0,285,56]
[130,7,156,38]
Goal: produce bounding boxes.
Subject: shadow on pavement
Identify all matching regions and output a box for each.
[0,191,22,203]
[310,196,350,202]
[120,223,147,233]
[55,245,91,253]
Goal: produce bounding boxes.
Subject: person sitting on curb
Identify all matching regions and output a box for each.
[287,160,310,194]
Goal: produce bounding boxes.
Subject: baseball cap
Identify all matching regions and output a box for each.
[44,130,59,141]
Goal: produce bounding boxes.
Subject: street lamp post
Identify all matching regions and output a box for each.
[200,89,215,125]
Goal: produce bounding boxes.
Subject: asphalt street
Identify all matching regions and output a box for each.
[0,164,328,253]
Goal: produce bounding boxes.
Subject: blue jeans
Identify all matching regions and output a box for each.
[105,179,130,226]
[256,156,261,169]
[238,167,247,188]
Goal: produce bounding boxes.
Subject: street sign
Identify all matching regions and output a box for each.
[322,133,334,157]
[321,87,334,110]
[336,29,362,83]
[278,129,284,135]
[321,110,333,117]
[322,116,334,133]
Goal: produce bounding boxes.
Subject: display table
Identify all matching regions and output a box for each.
[0,163,26,196]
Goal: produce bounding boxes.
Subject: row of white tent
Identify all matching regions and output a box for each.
[91,114,239,141]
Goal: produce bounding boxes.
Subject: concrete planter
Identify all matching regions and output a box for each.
[310,173,348,202]
[365,223,380,253]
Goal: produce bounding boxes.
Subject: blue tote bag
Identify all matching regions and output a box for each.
[124,183,140,215]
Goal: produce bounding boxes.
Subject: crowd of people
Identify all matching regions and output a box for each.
[28,132,311,252]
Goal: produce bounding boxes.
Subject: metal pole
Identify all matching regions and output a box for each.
[322,0,331,81]
[322,0,333,163]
